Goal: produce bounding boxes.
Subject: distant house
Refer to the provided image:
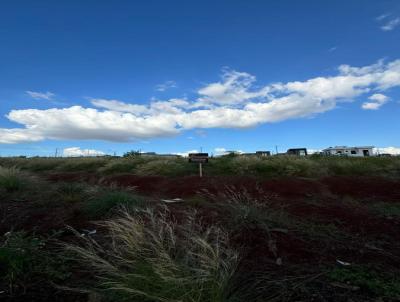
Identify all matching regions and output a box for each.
[241,151,271,157]
[287,148,308,156]
[322,146,374,157]
[256,151,271,157]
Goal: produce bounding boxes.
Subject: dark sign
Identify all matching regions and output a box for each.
[188,153,209,163]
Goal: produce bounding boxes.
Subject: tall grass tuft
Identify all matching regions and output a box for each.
[83,191,147,219]
[0,166,26,192]
[65,207,239,302]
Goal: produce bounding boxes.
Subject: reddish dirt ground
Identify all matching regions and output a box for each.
[2,172,399,301]
[46,172,400,200]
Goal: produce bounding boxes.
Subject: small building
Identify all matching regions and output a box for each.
[241,151,271,157]
[256,151,271,157]
[322,146,374,157]
[287,148,308,156]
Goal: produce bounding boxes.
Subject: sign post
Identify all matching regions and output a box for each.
[188,153,208,178]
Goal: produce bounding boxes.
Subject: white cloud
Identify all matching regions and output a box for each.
[91,99,149,114]
[173,149,198,157]
[376,13,390,21]
[361,93,389,110]
[0,128,43,144]
[63,147,105,157]
[196,68,269,107]
[156,81,177,92]
[374,147,400,155]
[26,91,55,100]
[214,147,227,155]
[1,58,400,144]
[381,17,400,31]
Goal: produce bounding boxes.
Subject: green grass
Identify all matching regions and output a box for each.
[83,191,147,218]
[1,155,400,178]
[328,266,400,298]
[0,166,27,192]
[56,182,89,203]
[369,202,400,218]
[0,231,70,295]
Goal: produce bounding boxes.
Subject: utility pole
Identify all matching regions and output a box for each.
[275,145,278,155]
[55,148,58,157]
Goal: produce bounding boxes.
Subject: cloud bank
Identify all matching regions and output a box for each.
[1,59,400,144]
[63,147,105,157]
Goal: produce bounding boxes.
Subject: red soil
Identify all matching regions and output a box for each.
[47,173,400,200]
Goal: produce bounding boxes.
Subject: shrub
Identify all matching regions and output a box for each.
[83,191,146,218]
[0,166,26,192]
[65,207,239,302]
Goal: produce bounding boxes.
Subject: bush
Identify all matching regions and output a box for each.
[65,207,239,302]
[84,191,146,218]
[0,166,26,192]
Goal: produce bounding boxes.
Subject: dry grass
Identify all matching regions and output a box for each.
[64,206,239,302]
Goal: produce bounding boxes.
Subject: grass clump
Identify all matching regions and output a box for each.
[84,191,146,218]
[99,157,147,174]
[0,166,26,192]
[328,266,400,298]
[0,231,70,296]
[57,157,109,172]
[65,207,239,302]
[369,202,400,218]
[135,157,196,176]
[56,182,88,203]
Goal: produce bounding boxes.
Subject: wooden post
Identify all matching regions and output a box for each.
[199,162,203,178]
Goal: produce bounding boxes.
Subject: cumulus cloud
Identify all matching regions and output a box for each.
[374,147,400,155]
[26,91,55,100]
[196,68,269,107]
[156,81,177,92]
[381,17,400,31]
[361,93,389,110]
[1,59,400,144]
[173,149,199,157]
[63,147,105,157]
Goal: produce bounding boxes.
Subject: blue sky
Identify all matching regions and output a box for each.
[0,0,399,156]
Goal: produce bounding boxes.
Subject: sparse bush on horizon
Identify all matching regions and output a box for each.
[0,155,399,178]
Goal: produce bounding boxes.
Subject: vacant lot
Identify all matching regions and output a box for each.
[1,155,400,301]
